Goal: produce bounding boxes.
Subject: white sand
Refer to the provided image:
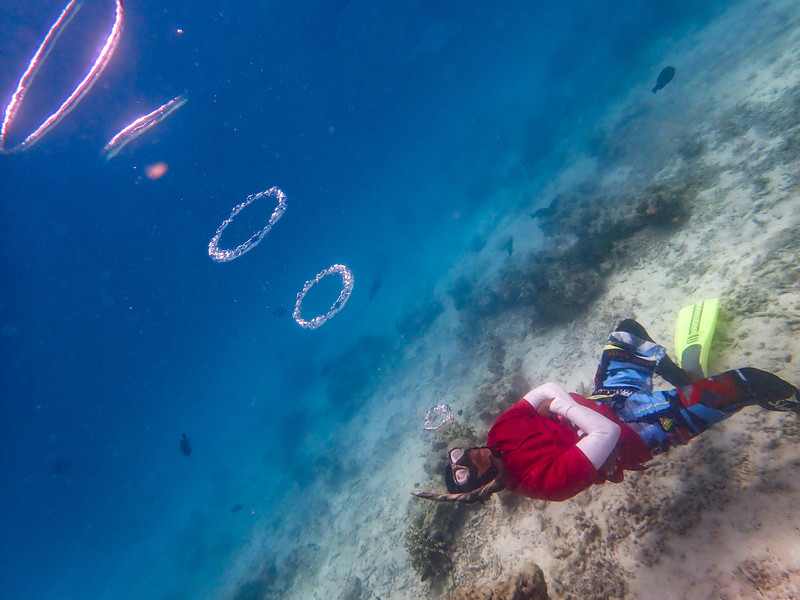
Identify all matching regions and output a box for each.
[220,0,800,598]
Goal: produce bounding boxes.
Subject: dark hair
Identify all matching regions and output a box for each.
[412,478,504,503]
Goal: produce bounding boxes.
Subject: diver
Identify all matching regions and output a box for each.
[412,319,800,503]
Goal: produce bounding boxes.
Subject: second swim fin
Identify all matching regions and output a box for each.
[675,298,719,380]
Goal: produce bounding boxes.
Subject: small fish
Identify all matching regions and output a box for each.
[369,277,382,301]
[180,433,192,456]
[231,504,243,513]
[652,66,675,93]
[504,236,514,256]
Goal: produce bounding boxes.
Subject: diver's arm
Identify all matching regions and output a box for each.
[524,383,621,470]
[523,382,575,411]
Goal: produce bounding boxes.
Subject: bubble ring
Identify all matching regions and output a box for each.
[424,403,455,433]
[0,0,124,154]
[208,187,287,262]
[102,94,188,160]
[293,264,355,330]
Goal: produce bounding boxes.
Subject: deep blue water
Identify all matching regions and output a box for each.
[0,1,726,598]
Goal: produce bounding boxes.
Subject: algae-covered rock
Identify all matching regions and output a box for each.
[405,501,473,582]
[447,562,549,600]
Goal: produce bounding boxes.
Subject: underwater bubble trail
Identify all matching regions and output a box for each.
[292,264,355,330]
[102,95,188,160]
[208,187,288,262]
[0,0,123,154]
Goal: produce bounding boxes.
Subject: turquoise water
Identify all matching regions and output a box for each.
[0,1,732,598]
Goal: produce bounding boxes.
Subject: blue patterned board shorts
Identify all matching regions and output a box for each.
[588,329,728,454]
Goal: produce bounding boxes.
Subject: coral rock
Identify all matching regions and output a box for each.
[448,562,549,600]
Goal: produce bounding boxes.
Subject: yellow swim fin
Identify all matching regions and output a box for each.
[674,298,720,380]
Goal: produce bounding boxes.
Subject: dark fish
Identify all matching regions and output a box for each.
[531,196,561,220]
[504,236,514,256]
[231,504,243,513]
[652,66,675,93]
[272,305,287,317]
[52,460,70,475]
[369,277,382,301]
[180,433,192,456]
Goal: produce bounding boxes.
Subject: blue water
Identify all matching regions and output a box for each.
[0,1,726,598]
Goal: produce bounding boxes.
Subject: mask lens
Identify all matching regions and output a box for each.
[453,465,470,485]
[449,447,465,464]
[448,448,471,488]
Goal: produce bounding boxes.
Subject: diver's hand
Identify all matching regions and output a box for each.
[536,397,556,419]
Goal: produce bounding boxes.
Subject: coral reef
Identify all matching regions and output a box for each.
[533,172,711,243]
[229,557,281,600]
[472,355,529,428]
[405,504,455,582]
[231,576,272,600]
[405,501,474,582]
[449,276,476,312]
[635,181,693,228]
[229,543,328,600]
[447,562,549,600]
[677,133,709,161]
[453,167,717,333]
[428,421,481,454]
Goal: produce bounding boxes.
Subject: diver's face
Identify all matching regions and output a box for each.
[465,447,494,480]
[448,446,496,490]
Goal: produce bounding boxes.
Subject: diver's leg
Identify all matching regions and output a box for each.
[656,354,691,387]
[676,368,798,414]
[612,368,799,455]
[614,319,692,386]
[592,320,656,393]
[592,319,689,393]
[664,368,799,438]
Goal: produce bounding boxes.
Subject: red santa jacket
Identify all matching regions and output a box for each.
[486,394,653,501]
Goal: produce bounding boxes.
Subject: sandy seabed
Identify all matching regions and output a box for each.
[220,1,800,598]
